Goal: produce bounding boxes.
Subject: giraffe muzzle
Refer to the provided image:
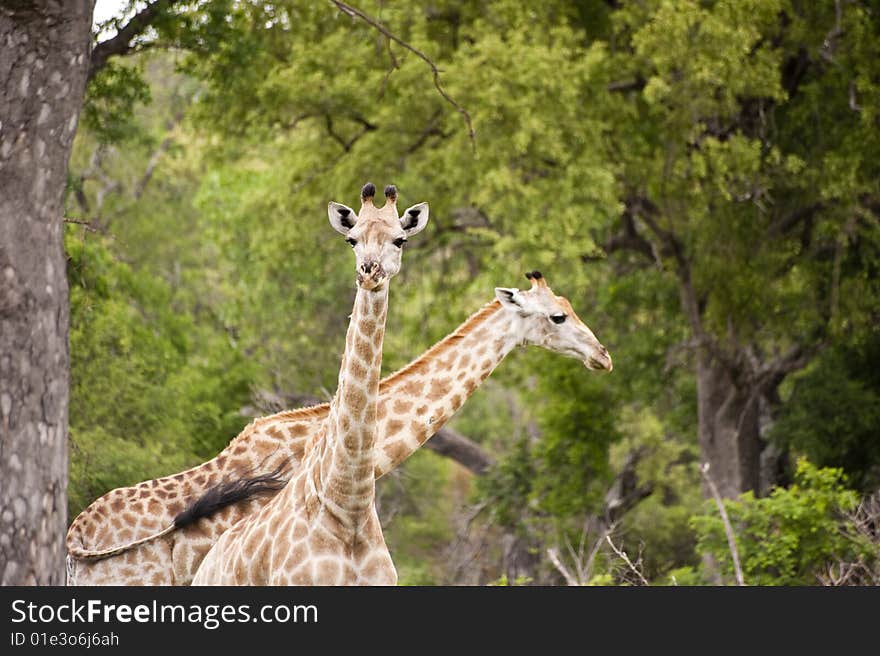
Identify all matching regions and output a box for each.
[586,346,613,372]
[357,261,386,289]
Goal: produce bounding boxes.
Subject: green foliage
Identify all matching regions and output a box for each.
[488,574,533,586]
[772,332,880,491]
[81,61,151,144]
[65,228,254,518]
[528,357,620,517]
[613,408,702,580]
[477,436,534,531]
[691,460,870,585]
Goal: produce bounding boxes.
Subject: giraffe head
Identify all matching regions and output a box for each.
[328,182,429,290]
[495,271,613,371]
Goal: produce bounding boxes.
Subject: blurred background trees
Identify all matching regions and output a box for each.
[60,0,879,584]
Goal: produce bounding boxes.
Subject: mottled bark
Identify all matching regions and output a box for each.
[0,0,93,585]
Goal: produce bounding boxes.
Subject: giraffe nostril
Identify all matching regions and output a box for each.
[361,262,375,275]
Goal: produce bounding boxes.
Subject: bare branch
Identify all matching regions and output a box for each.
[607,78,645,93]
[425,426,495,475]
[605,535,649,586]
[378,29,400,100]
[324,113,376,152]
[63,217,102,233]
[547,547,580,586]
[402,110,446,156]
[762,344,818,381]
[328,0,476,152]
[700,463,746,586]
[820,491,880,586]
[819,0,845,64]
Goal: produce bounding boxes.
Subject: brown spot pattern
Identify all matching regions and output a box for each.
[427,377,452,401]
[342,386,367,415]
[383,440,409,464]
[289,423,309,437]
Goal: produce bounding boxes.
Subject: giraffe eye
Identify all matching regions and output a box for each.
[346,237,357,247]
[393,237,407,248]
[550,314,566,324]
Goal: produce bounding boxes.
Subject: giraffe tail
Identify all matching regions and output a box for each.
[66,554,75,585]
[66,523,179,562]
[66,462,289,564]
[172,464,288,529]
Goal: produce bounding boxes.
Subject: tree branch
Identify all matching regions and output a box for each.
[768,202,824,237]
[700,463,746,586]
[63,217,102,234]
[602,448,654,523]
[546,547,580,586]
[328,0,476,152]
[324,113,376,152]
[600,197,662,263]
[607,78,645,93]
[425,426,495,475]
[88,0,183,83]
[403,109,446,156]
[378,29,400,100]
[754,342,824,399]
[605,535,649,586]
[636,201,705,338]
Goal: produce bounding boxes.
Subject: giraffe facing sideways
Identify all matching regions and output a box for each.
[66,271,612,584]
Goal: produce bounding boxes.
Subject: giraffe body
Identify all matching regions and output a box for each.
[67,270,611,585]
[194,183,420,585]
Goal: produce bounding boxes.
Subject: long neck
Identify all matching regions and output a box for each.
[372,299,519,475]
[317,284,389,530]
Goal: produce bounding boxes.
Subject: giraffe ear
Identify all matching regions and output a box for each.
[400,202,429,236]
[495,287,523,310]
[328,202,357,234]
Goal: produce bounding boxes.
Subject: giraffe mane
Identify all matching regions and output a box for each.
[229,299,503,445]
[225,404,331,449]
[377,299,502,388]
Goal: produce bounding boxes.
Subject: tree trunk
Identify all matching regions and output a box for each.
[0,1,93,585]
[696,354,762,498]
